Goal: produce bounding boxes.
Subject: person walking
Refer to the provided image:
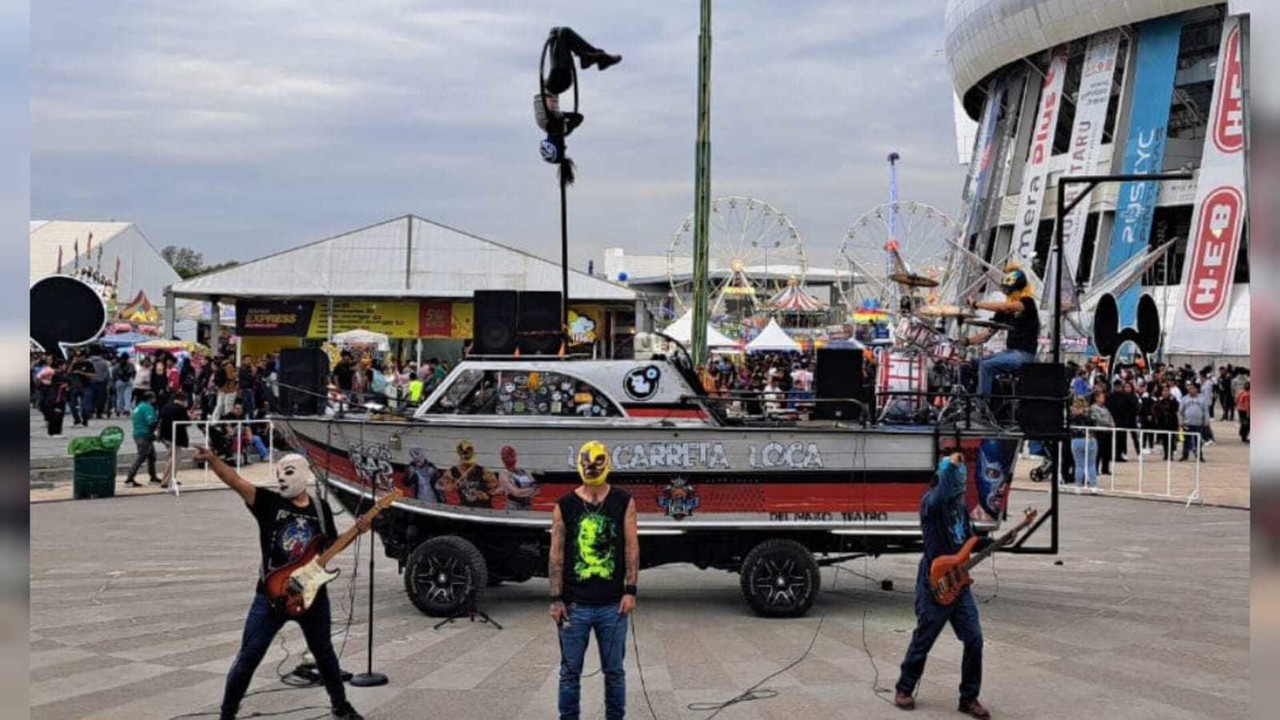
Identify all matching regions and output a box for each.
[1152,384,1180,460]
[549,441,638,720]
[124,391,161,488]
[89,349,112,419]
[132,355,152,407]
[1237,381,1250,443]
[156,391,191,489]
[39,358,71,436]
[1179,383,1210,462]
[69,351,95,427]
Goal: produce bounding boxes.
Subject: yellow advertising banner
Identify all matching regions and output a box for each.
[307,300,420,338]
[450,301,474,339]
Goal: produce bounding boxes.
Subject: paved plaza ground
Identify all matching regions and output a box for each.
[30,479,1249,719]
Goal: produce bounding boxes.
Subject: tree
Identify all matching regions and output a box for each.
[160,246,240,279]
[160,245,205,279]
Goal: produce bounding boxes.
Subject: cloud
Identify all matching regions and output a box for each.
[32,0,966,273]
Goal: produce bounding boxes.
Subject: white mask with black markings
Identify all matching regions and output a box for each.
[275,453,312,499]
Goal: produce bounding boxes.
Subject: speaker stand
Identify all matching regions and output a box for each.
[348,511,388,688]
[432,607,503,632]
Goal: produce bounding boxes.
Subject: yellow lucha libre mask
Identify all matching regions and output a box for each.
[577,441,611,486]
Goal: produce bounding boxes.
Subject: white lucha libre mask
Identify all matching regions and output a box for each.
[275,453,312,499]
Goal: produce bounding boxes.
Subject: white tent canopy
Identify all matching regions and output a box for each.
[332,328,390,351]
[747,319,800,353]
[661,311,738,348]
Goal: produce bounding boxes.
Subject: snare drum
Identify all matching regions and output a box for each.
[930,341,965,363]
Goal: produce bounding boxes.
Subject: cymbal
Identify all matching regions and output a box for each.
[964,318,1013,331]
[887,272,939,288]
[915,304,974,319]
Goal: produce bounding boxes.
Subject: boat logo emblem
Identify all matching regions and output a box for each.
[658,477,700,520]
[623,365,661,400]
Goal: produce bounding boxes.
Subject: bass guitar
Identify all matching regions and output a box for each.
[929,507,1037,606]
[265,489,403,618]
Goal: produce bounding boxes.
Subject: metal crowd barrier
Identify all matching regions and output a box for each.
[1062,425,1202,507]
[168,418,276,496]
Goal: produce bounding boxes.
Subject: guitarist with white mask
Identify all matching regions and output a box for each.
[194,447,367,720]
[894,451,1006,718]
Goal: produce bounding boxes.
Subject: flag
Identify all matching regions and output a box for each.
[86,232,93,257]
[73,240,80,269]
[97,243,103,271]
[57,246,63,273]
[114,257,121,287]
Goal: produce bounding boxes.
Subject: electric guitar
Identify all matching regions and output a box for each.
[264,489,403,618]
[928,507,1037,606]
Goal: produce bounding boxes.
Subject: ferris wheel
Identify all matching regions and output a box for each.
[667,195,806,317]
[835,200,960,313]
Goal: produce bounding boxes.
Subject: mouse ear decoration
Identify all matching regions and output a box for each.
[1092,293,1120,357]
[30,276,107,358]
[1135,294,1162,355]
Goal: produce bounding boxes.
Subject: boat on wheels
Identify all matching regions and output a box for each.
[279,342,1030,619]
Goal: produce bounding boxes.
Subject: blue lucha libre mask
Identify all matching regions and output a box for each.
[540,136,562,163]
[937,457,966,499]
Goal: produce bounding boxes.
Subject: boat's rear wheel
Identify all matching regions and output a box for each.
[403,536,488,617]
[739,538,820,618]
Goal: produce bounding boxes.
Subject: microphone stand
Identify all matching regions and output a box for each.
[349,423,387,687]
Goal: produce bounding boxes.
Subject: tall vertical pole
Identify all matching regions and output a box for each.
[560,174,570,341]
[887,152,900,276]
[690,0,713,367]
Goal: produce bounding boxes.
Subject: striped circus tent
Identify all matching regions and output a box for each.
[768,278,826,313]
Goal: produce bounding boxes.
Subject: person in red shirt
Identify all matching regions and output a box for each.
[1236,382,1250,443]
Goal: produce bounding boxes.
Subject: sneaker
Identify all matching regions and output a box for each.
[958,698,991,719]
[594,52,622,71]
[1205,440,1216,447]
[1089,486,1099,495]
[149,477,162,485]
[331,703,364,720]
[1141,448,1152,456]
[124,479,141,488]
[1073,486,1081,495]
[894,692,915,710]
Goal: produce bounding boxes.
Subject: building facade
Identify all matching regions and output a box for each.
[945,0,1251,361]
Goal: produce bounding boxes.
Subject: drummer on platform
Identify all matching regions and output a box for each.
[960,267,1039,403]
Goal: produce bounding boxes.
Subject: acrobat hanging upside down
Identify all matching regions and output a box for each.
[533,27,621,182]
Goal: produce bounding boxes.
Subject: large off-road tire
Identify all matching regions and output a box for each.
[403,536,488,617]
[739,538,821,618]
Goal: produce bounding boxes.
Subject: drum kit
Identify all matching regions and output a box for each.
[878,270,1012,422]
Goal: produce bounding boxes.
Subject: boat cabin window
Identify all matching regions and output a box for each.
[427,369,621,417]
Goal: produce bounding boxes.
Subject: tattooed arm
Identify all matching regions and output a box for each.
[549,504,568,623]
[620,497,639,616]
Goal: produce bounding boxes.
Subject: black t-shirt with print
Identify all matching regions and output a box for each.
[248,490,335,593]
[557,488,631,605]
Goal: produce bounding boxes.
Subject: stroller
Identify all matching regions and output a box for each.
[1027,440,1054,483]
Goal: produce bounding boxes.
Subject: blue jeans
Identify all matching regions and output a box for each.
[977,350,1035,398]
[114,380,133,415]
[896,583,983,702]
[1180,426,1204,460]
[79,386,95,423]
[221,591,347,719]
[1072,436,1098,487]
[558,602,628,719]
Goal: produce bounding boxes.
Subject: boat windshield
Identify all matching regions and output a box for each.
[426,368,622,418]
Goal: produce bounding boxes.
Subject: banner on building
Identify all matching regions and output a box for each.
[306,300,420,338]
[1106,17,1182,325]
[1171,16,1247,352]
[1060,30,1122,277]
[1012,47,1070,266]
[418,300,453,338]
[235,299,316,336]
[450,301,474,339]
[959,75,1007,244]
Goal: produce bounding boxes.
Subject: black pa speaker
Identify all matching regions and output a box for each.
[279,347,330,415]
[1016,362,1067,437]
[473,290,520,355]
[813,348,863,421]
[518,291,562,355]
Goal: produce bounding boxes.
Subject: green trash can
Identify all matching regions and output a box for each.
[73,449,118,500]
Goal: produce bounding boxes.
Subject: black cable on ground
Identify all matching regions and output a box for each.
[630,618,659,720]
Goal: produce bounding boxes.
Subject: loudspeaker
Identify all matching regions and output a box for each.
[1016,362,1067,436]
[518,291,562,355]
[473,290,520,355]
[279,347,330,415]
[813,348,864,420]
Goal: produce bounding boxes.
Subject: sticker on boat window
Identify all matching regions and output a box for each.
[623,365,661,400]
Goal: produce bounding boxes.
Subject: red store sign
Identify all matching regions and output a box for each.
[1183,186,1243,321]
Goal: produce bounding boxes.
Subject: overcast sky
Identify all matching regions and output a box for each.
[32,0,967,274]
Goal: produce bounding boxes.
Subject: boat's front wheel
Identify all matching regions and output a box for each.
[403,536,488,617]
[739,538,820,618]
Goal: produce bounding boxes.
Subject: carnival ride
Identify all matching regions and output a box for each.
[666,196,807,319]
[836,200,960,316]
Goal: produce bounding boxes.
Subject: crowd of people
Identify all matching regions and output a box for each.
[1061,357,1249,491]
[322,350,452,414]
